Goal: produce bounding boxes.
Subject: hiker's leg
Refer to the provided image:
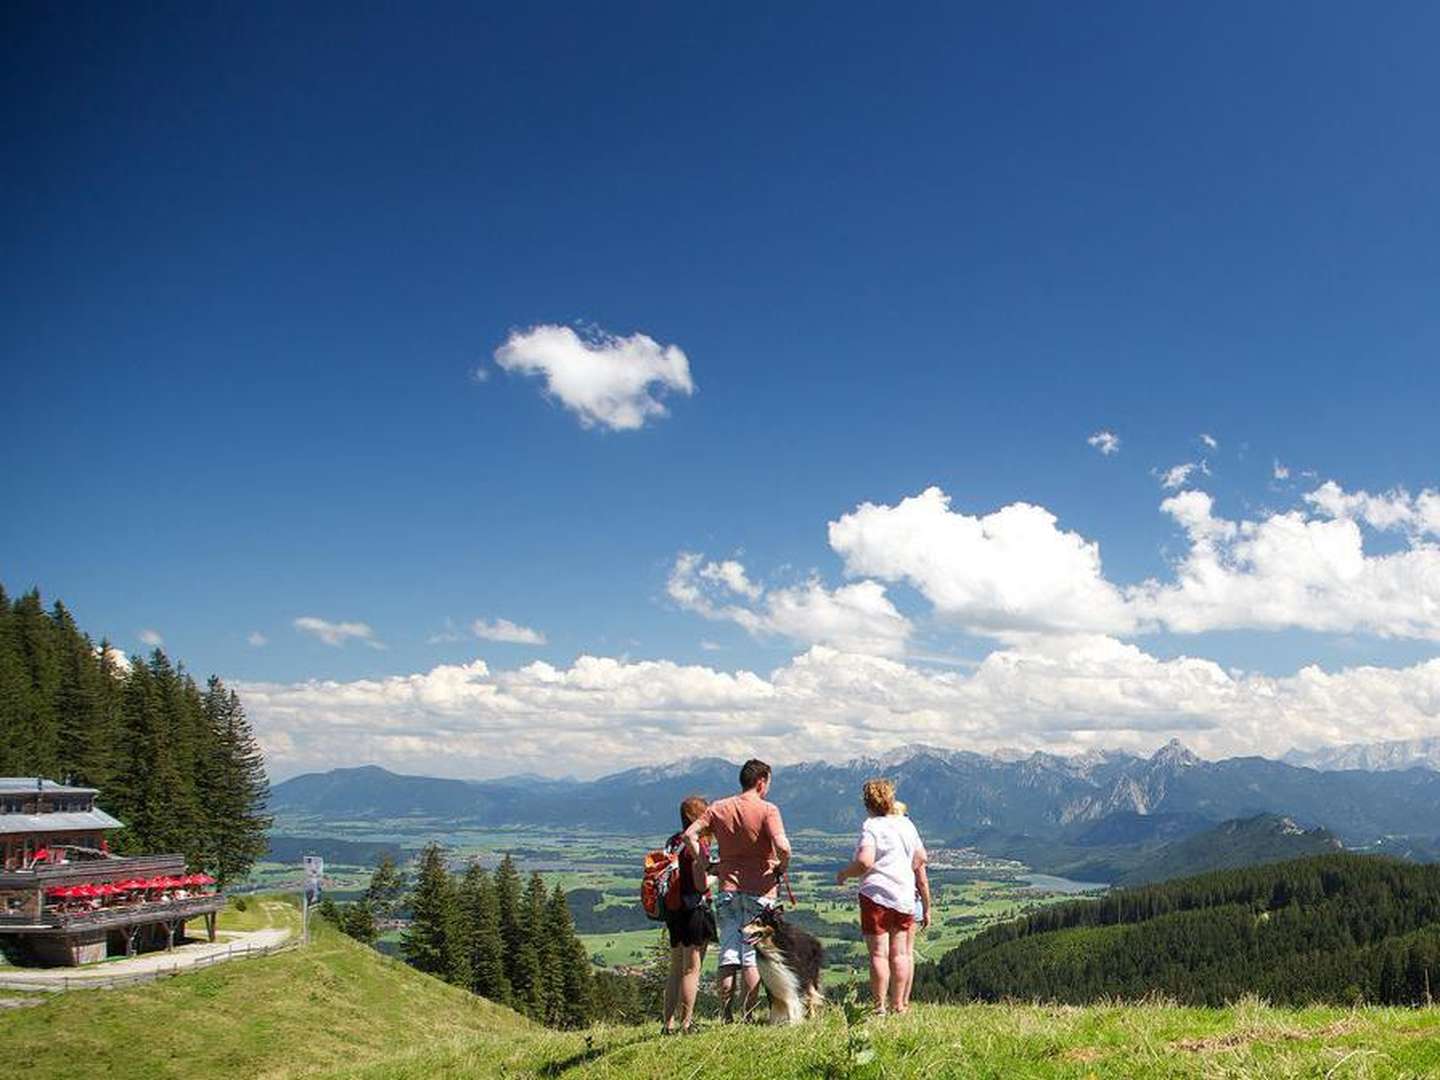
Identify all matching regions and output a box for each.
[663,945,684,1030]
[888,933,911,1014]
[865,932,891,1013]
[717,963,738,1022]
[679,944,705,1028]
[740,960,763,1019]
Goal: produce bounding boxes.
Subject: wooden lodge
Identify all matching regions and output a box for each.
[0,778,225,966]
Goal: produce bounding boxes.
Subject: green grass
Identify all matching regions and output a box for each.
[0,897,529,1080]
[337,1000,1440,1079]
[7,895,1440,1079]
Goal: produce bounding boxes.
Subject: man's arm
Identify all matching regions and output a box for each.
[682,810,709,857]
[769,806,791,883]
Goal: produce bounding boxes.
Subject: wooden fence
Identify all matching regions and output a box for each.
[0,936,298,992]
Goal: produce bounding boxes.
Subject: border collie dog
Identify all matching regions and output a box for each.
[741,906,825,1024]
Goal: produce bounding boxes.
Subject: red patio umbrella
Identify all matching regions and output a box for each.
[194,873,216,885]
[45,885,72,898]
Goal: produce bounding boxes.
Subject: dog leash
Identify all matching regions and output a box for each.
[780,870,797,906]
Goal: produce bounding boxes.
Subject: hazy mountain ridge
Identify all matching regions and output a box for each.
[272,740,1440,867]
[1285,736,1440,772]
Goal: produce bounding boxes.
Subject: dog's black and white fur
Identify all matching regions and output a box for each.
[740,906,825,1024]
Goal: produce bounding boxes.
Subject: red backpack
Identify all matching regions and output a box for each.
[641,836,687,920]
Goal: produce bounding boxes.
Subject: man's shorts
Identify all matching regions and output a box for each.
[860,893,915,936]
[714,890,774,968]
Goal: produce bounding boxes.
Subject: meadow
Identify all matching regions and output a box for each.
[4,898,1439,1079]
[262,819,1098,983]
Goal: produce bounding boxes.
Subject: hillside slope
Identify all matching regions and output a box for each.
[923,854,1440,1007]
[1116,814,1342,886]
[0,899,532,1080]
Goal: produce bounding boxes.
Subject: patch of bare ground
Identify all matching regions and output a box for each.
[1171,1018,1361,1053]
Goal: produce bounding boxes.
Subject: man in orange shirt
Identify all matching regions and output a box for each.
[683,758,791,1022]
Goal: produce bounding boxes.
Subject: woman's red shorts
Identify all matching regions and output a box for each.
[859,893,914,936]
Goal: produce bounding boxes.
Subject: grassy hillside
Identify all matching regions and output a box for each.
[7,893,1440,1078]
[0,897,531,1079]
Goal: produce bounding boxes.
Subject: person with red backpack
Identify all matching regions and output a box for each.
[661,795,716,1034]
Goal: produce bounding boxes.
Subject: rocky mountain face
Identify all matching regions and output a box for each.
[272,739,1440,853]
[1284,737,1440,773]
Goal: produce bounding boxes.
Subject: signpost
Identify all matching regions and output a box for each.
[301,856,324,945]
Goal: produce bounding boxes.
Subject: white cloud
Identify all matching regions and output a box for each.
[1130,490,1440,639]
[95,644,130,673]
[1304,481,1440,537]
[700,640,724,652]
[238,640,1440,780]
[1200,433,1218,450]
[1087,430,1120,456]
[1273,459,1291,481]
[138,628,163,647]
[828,487,1135,637]
[1158,463,1198,490]
[247,631,269,648]
[493,324,694,431]
[472,618,547,646]
[294,616,384,649]
[668,553,912,656]
[427,618,466,645]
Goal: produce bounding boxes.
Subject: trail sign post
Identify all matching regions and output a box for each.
[302,856,324,945]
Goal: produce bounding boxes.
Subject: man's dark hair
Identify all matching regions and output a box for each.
[739,759,771,791]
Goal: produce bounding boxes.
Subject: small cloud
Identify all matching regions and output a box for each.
[427,617,467,645]
[492,323,694,431]
[1200,433,1218,450]
[471,365,491,383]
[247,631,269,648]
[138,628,164,647]
[472,617,547,645]
[1273,459,1290,480]
[1157,462,1209,490]
[1087,430,1120,456]
[699,640,724,652]
[294,616,384,649]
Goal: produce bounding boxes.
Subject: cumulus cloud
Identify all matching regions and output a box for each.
[1087,430,1120,456]
[294,616,384,649]
[493,324,694,431]
[667,553,911,656]
[238,640,1440,780]
[138,628,163,647]
[1129,490,1440,639]
[1158,463,1198,490]
[95,644,130,672]
[1304,481,1440,537]
[247,631,269,648]
[828,487,1135,637]
[1200,433,1218,450]
[472,618,547,645]
[1273,459,1291,481]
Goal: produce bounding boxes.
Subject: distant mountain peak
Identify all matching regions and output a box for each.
[1151,739,1202,768]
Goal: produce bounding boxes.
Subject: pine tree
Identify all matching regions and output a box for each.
[458,860,511,1005]
[402,843,469,986]
[544,883,592,1028]
[12,589,61,776]
[510,872,549,1019]
[365,852,406,920]
[0,586,29,775]
[341,899,378,945]
[203,681,271,885]
[495,854,524,987]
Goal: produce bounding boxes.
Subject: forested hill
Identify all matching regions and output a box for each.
[0,584,271,884]
[918,854,1440,1007]
[1116,813,1342,886]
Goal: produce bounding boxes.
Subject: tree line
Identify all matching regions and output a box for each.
[0,584,271,884]
[324,844,596,1028]
[916,854,1440,1006]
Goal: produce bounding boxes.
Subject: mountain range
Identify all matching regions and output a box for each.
[272,740,1440,880]
[1284,736,1440,772]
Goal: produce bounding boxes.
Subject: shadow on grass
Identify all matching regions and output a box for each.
[538,1031,663,1077]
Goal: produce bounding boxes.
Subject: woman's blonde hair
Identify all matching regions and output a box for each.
[862,778,899,817]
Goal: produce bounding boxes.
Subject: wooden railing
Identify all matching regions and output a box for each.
[0,893,225,933]
[0,854,187,889]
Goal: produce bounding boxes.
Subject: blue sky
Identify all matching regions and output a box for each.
[4,4,1439,778]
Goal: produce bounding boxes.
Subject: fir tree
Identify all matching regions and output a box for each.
[0,586,29,775]
[544,883,592,1028]
[203,680,272,885]
[12,589,60,776]
[402,843,469,986]
[494,853,524,987]
[510,871,549,1019]
[340,899,378,945]
[459,860,511,1005]
[365,852,406,920]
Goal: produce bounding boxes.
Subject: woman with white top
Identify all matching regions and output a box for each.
[835,778,931,1015]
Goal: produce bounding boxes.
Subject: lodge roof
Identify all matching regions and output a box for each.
[0,778,100,797]
[0,808,123,836]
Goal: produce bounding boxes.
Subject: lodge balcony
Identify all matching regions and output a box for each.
[0,892,225,934]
